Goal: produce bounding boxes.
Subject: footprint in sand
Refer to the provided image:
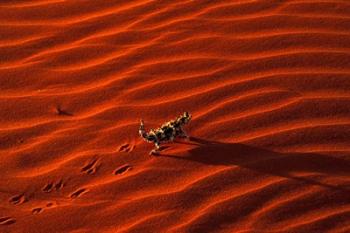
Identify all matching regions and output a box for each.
[42,182,54,193]
[81,159,99,175]
[114,164,132,175]
[55,179,64,190]
[9,194,27,205]
[43,180,64,193]
[118,144,134,153]
[55,106,73,116]
[46,202,55,207]
[70,188,88,199]
[31,208,43,214]
[31,202,57,215]
[0,217,16,225]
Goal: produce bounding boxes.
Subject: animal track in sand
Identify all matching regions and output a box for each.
[46,202,55,207]
[9,194,27,205]
[0,217,16,225]
[118,143,134,153]
[81,158,99,175]
[31,208,42,214]
[42,180,64,193]
[55,105,73,116]
[70,188,88,199]
[42,182,54,193]
[55,179,64,190]
[114,164,132,175]
[31,202,56,215]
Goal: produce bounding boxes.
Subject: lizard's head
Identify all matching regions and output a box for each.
[179,111,191,124]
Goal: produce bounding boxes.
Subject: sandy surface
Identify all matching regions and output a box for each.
[0,1,350,232]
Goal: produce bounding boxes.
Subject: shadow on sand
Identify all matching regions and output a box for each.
[162,137,350,192]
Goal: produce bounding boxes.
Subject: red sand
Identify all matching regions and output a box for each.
[1,1,350,233]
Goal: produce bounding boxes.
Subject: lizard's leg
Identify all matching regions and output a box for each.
[179,128,189,140]
[150,141,161,155]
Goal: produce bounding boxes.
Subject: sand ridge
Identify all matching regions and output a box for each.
[0,0,350,232]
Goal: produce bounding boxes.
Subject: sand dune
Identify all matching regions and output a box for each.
[0,0,349,232]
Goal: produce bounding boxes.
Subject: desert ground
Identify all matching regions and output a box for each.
[0,0,350,232]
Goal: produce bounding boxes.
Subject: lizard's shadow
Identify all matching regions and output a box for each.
[162,137,350,192]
